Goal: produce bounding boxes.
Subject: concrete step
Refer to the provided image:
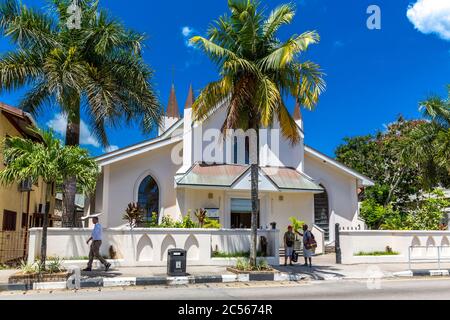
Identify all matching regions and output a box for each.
[324,246,335,254]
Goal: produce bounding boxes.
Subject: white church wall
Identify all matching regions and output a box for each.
[190,103,305,170]
[268,192,315,244]
[105,143,182,228]
[304,153,360,242]
[28,228,280,267]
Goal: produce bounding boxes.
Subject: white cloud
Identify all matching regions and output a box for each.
[407,0,450,41]
[103,145,119,153]
[182,26,194,37]
[181,26,196,48]
[46,113,100,148]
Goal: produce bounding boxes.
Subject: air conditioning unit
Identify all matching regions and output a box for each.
[19,178,32,192]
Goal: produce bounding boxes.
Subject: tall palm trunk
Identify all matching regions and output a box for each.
[40,205,49,271]
[250,163,259,267]
[249,119,260,267]
[62,101,80,227]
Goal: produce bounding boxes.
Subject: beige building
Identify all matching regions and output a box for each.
[0,103,55,263]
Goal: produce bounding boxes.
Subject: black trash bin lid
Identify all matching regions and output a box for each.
[168,248,186,256]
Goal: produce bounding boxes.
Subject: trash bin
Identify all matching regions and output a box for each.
[167,248,187,276]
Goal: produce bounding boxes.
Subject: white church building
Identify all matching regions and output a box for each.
[88,85,374,244]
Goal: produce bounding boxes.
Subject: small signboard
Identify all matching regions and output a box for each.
[204,208,220,220]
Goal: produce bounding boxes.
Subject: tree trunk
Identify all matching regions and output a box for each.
[62,102,80,228]
[249,122,260,268]
[250,163,259,267]
[40,208,49,271]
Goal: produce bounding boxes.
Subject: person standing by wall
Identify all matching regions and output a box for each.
[284,225,295,266]
[83,217,111,272]
[296,224,316,268]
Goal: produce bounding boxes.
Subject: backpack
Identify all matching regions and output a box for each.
[291,250,299,263]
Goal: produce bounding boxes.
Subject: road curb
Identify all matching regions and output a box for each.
[0,272,309,292]
[393,269,450,277]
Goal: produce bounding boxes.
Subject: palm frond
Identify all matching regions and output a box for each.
[419,95,450,128]
[296,61,326,109]
[0,0,56,49]
[0,49,43,91]
[258,31,319,71]
[193,77,232,122]
[262,3,295,39]
[277,100,300,145]
[255,76,281,127]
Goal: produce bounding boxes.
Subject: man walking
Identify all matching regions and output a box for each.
[83,217,111,272]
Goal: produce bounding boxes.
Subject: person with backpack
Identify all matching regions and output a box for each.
[283,225,296,266]
[296,224,317,268]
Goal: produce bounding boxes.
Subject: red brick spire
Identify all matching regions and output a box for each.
[166,84,180,118]
[184,84,195,110]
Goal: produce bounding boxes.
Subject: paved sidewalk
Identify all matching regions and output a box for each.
[77,265,234,280]
[2,253,449,286]
[276,254,450,280]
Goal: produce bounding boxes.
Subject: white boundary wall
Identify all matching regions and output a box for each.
[340,230,450,264]
[28,228,280,267]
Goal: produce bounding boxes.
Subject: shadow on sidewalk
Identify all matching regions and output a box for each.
[274,264,345,280]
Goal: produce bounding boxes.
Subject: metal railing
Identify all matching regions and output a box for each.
[408,246,450,270]
[0,230,28,265]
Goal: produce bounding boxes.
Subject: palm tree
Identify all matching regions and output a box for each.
[420,85,450,128]
[0,0,161,227]
[0,129,99,269]
[419,85,450,175]
[190,0,325,266]
[402,85,450,189]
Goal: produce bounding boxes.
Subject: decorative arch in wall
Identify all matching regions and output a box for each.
[161,234,176,261]
[411,236,421,247]
[426,236,436,247]
[136,234,153,262]
[184,234,200,261]
[314,184,330,241]
[441,237,450,256]
[137,174,160,223]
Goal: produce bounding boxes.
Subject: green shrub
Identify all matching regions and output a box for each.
[203,218,221,229]
[179,212,199,228]
[355,251,399,256]
[235,257,251,271]
[234,258,272,271]
[144,212,159,228]
[19,260,41,274]
[47,257,66,274]
[213,251,264,258]
[406,189,450,230]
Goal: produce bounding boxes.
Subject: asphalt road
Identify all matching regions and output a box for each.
[2,278,450,300]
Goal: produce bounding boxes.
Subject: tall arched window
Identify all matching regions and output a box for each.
[137,175,159,222]
[314,185,330,241]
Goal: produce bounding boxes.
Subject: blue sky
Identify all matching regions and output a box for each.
[0,0,449,157]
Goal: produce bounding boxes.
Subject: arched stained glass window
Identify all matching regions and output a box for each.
[138,176,159,222]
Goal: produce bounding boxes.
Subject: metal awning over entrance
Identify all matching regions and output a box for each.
[176,163,324,192]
